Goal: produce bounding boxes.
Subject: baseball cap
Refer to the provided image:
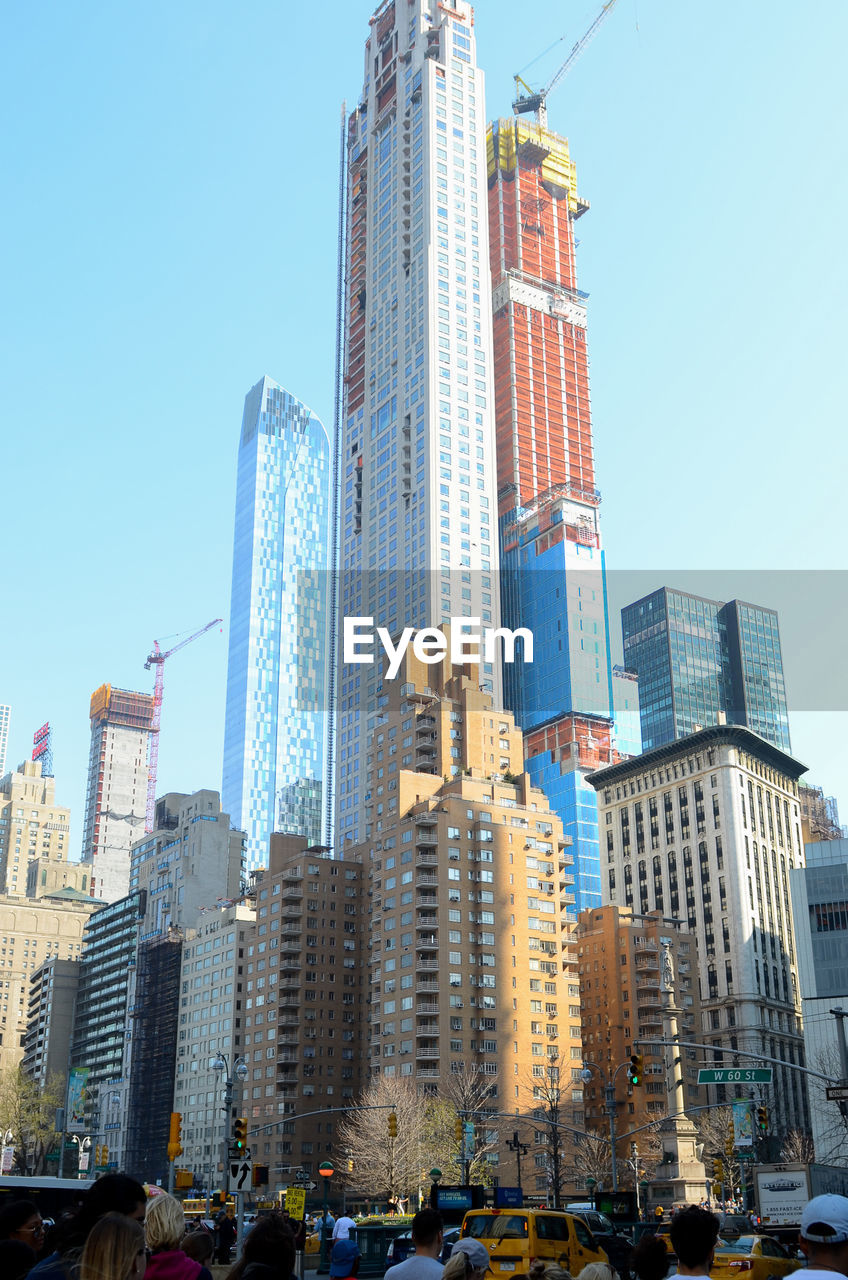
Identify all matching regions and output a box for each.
[801,1195,848,1244]
[452,1238,491,1271]
[330,1239,361,1276]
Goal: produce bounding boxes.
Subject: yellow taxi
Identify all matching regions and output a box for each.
[711,1233,802,1280]
[461,1209,608,1277]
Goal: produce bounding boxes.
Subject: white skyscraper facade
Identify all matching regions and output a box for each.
[337,0,500,847]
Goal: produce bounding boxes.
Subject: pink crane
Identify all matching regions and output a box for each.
[144,618,223,831]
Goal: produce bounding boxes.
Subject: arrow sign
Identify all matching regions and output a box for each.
[229,1150,253,1193]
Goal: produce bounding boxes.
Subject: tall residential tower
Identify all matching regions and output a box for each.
[222,376,332,872]
[337,0,501,848]
[80,684,154,902]
[486,114,638,910]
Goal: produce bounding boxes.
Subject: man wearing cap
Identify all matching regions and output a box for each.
[331,1239,361,1280]
[386,1208,445,1279]
[800,1195,848,1279]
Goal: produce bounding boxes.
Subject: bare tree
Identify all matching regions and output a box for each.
[781,1128,815,1163]
[569,1129,613,1190]
[337,1076,428,1204]
[521,1052,576,1207]
[695,1107,743,1197]
[807,1045,848,1165]
[439,1064,498,1182]
[0,1068,63,1176]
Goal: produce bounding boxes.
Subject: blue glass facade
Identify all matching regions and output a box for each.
[500,498,640,915]
[222,377,332,873]
[622,587,791,752]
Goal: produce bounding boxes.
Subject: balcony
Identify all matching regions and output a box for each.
[416,979,440,994]
[416,1021,439,1037]
[416,852,438,869]
[416,914,438,928]
[416,1046,440,1060]
[417,873,438,887]
[416,935,439,950]
[416,959,439,974]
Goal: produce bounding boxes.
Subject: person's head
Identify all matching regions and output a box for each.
[0,1199,44,1247]
[144,1194,185,1252]
[240,1212,296,1279]
[575,1263,618,1280]
[52,1174,147,1256]
[800,1195,848,1274]
[79,1212,147,1280]
[330,1238,361,1278]
[443,1237,490,1280]
[668,1206,719,1271]
[411,1208,444,1254]
[181,1230,214,1266]
[631,1233,669,1280]
[528,1263,573,1280]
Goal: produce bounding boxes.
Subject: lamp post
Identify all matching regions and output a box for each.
[211,1052,248,1252]
[318,1161,335,1273]
[580,1059,634,1193]
[506,1130,529,1191]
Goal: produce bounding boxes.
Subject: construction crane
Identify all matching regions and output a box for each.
[143,618,222,831]
[513,0,620,128]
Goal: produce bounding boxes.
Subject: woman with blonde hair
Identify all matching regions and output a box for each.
[443,1238,492,1280]
[576,1262,619,1280]
[528,1263,574,1280]
[144,1193,213,1280]
[79,1213,147,1280]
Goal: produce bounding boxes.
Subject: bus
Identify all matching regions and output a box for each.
[0,1175,94,1222]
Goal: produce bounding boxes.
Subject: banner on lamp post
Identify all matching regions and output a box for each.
[732,1101,753,1147]
[67,1068,89,1133]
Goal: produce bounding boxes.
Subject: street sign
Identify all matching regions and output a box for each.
[826,1086,848,1100]
[737,1151,756,1161]
[229,1150,253,1193]
[286,1188,306,1219]
[295,1180,317,1191]
[697,1068,773,1084]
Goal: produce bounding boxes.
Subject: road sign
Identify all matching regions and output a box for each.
[229,1150,253,1193]
[737,1151,756,1161]
[286,1188,306,1219]
[826,1086,848,1100]
[697,1068,773,1084]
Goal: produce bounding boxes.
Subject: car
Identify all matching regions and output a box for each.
[461,1208,608,1277]
[442,1228,462,1262]
[386,1232,415,1269]
[711,1233,802,1280]
[566,1209,633,1280]
[718,1214,756,1241]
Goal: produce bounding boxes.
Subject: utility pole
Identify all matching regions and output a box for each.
[506,1130,528,1190]
[830,1009,848,1118]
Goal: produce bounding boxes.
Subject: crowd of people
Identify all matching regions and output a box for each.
[3,1179,848,1280]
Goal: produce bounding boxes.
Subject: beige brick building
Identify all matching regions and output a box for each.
[576,905,701,1172]
[350,641,583,1195]
[0,760,71,896]
[241,836,365,1191]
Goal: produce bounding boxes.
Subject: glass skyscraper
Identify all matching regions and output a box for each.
[222,377,332,872]
[622,587,791,752]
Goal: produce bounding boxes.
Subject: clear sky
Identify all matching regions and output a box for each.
[2,0,846,851]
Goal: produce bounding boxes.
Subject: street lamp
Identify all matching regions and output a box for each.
[211,1054,248,1182]
[580,1058,633,1193]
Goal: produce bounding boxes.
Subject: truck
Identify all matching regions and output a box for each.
[754,1163,848,1234]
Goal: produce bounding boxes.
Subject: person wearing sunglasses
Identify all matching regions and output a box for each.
[0,1198,45,1251]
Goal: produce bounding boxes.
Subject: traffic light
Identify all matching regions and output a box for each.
[455,1114,463,1144]
[388,1111,397,1139]
[628,1052,644,1087]
[724,1133,734,1160]
[94,1144,101,1167]
[713,1156,725,1182]
[347,1158,355,1173]
[168,1112,183,1162]
[101,1143,108,1167]
[757,1105,768,1131]
[233,1116,248,1152]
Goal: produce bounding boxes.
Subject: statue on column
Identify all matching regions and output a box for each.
[661,943,675,994]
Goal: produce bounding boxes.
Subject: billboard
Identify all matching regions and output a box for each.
[67,1068,89,1133]
[732,1100,753,1148]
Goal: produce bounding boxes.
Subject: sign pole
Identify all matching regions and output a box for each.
[318,1162,334,1274]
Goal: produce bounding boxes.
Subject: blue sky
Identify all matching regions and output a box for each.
[2,0,846,850]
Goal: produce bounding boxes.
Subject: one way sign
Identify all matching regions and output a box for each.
[229,1150,253,1193]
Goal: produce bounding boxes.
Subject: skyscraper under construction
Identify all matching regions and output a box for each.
[487,113,639,911]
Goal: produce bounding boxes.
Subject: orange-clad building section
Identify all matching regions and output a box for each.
[487,118,596,517]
